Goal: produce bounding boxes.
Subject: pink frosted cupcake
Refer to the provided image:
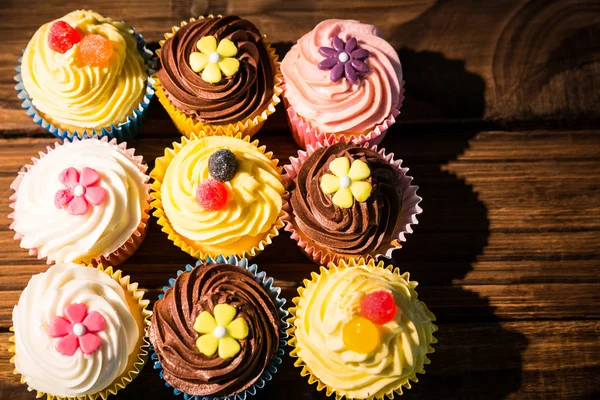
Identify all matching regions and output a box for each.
[281,19,404,149]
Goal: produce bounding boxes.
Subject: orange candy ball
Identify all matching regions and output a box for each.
[342,316,380,354]
[76,34,113,67]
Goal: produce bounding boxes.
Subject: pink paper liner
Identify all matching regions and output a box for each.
[9,136,152,267]
[282,81,405,149]
[281,136,422,265]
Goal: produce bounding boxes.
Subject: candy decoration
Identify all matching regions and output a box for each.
[48,303,106,356]
[320,157,372,208]
[360,290,397,325]
[208,149,238,182]
[76,34,113,67]
[342,316,380,354]
[48,21,82,54]
[196,179,228,211]
[193,303,249,359]
[54,167,107,216]
[318,36,370,84]
[189,35,240,83]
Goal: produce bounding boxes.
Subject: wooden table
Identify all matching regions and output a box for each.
[1,1,599,399]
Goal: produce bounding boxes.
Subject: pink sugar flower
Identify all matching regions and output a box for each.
[48,303,106,356]
[54,167,107,215]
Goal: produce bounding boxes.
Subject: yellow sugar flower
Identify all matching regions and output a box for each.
[193,303,249,359]
[320,157,373,208]
[189,35,240,84]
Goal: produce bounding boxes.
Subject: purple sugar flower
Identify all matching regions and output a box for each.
[318,36,370,84]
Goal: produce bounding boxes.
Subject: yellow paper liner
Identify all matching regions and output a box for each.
[153,15,283,139]
[287,257,438,400]
[8,136,152,268]
[9,263,152,400]
[150,131,287,260]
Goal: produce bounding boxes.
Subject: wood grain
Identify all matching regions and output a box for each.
[2,0,600,135]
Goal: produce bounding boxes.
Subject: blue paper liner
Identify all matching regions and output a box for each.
[14,25,155,142]
[150,255,288,400]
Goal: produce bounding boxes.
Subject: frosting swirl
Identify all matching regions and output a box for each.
[294,265,436,399]
[149,262,280,397]
[161,136,284,256]
[157,16,274,124]
[11,139,149,264]
[21,10,147,129]
[289,142,402,255]
[12,263,140,397]
[281,19,403,133]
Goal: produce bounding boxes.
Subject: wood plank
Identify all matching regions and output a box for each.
[0,320,597,399]
[1,0,600,131]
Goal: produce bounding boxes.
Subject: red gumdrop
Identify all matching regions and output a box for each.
[196,179,228,211]
[360,290,397,325]
[76,34,113,67]
[48,21,82,54]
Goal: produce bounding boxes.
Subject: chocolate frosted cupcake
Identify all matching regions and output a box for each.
[154,15,282,138]
[283,140,422,264]
[149,256,286,398]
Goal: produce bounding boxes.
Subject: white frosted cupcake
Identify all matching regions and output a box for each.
[10,262,151,399]
[9,137,150,266]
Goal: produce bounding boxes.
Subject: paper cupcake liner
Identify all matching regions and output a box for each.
[150,255,288,400]
[282,136,422,265]
[9,263,152,400]
[8,136,152,267]
[150,132,287,260]
[153,15,282,139]
[14,26,155,142]
[287,257,438,400]
[283,82,404,149]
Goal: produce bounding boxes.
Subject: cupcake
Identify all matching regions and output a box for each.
[281,19,404,149]
[288,258,437,399]
[283,140,421,265]
[149,255,287,399]
[151,133,286,259]
[154,15,282,138]
[10,262,151,399]
[15,10,154,141]
[9,137,151,266]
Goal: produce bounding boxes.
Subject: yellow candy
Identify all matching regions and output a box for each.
[350,181,372,203]
[329,157,350,177]
[193,303,249,359]
[332,187,354,209]
[348,159,371,181]
[321,157,374,208]
[189,52,208,73]
[320,173,340,194]
[342,316,380,354]
[190,35,241,83]
[217,38,238,57]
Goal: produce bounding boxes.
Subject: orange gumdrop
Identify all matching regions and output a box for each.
[77,34,113,67]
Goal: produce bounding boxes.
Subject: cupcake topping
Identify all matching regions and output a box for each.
[320,156,372,208]
[342,316,380,354]
[54,167,107,216]
[318,36,370,84]
[76,34,113,67]
[47,21,82,53]
[196,178,229,211]
[193,303,249,359]
[48,303,106,356]
[208,149,238,182]
[189,35,240,83]
[360,290,397,324]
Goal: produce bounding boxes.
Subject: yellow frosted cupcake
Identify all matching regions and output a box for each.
[10,262,151,399]
[17,10,153,141]
[288,258,437,399]
[151,133,286,259]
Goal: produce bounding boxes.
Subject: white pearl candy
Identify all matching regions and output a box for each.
[338,52,350,63]
[339,176,351,189]
[72,323,87,337]
[213,326,227,338]
[209,52,220,64]
[73,185,85,196]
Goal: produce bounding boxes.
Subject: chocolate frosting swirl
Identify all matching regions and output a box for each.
[157,16,275,124]
[290,143,403,254]
[149,263,280,397]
